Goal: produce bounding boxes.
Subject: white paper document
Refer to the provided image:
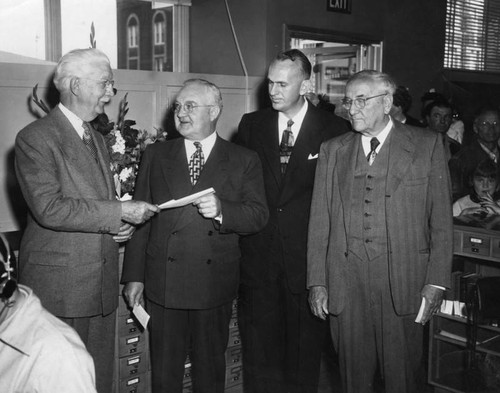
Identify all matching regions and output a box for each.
[132,304,150,329]
[415,297,426,324]
[158,187,215,210]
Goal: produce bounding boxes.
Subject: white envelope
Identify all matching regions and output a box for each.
[308,153,318,160]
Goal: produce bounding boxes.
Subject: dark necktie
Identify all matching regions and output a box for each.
[82,121,98,162]
[189,142,204,185]
[367,137,380,165]
[280,119,295,175]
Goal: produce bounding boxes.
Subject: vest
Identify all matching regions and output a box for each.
[348,134,391,261]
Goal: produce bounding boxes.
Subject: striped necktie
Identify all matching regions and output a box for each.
[189,142,204,185]
[82,121,98,162]
[280,119,294,175]
[367,137,380,165]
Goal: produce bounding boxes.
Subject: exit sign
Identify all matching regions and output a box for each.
[327,0,351,14]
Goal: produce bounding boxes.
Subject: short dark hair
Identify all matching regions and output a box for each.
[273,49,312,79]
[473,105,500,122]
[393,86,412,114]
[473,159,498,181]
[423,98,452,118]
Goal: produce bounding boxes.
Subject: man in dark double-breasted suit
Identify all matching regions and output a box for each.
[235,49,349,393]
[308,70,453,393]
[15,48,159,393]
[122,79,268,393]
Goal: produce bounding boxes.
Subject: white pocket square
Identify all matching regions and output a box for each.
[308,153,318,160]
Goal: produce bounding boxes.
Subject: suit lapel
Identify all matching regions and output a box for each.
[52,108,109,199]
[386,124,415,195]
[337,132,360,235]
[256,111,282,188]
[160,136,230,232]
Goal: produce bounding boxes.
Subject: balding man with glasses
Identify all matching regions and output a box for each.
[15,48,159,393]
[122,78,268,393]
[307,70,453,393]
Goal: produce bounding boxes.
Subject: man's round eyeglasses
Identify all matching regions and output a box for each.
[173,101,215,114]
[477,121,499,128]
[341,93,387,110]
[80,78,115,90]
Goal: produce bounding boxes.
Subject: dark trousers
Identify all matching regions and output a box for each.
[239,277,327,393]
[329,250,423,393]
[148,300,233,393]
[61,310,116,393]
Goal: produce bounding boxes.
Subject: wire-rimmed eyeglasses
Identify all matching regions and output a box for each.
[79,77,115,90]
[341,93,387,110]
[477,120,499,128]
[173,101,215,114]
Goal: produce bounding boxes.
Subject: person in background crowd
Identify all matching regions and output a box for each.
[449,106,500,201]
[308,70,453,393]
[389,85,422,127]
[122,79,268,393]
[453,159,500,218]
[424,98,461,160]
[235,49,349,393]
[14,48,159,393]
[0,233,98,393]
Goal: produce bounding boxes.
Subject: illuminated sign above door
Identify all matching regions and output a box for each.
[327,0,351,14]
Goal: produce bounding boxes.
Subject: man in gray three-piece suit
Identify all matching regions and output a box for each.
[15,48,159,393]
[308,70,453,393]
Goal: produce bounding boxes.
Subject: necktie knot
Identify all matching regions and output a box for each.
[370,137,380,152]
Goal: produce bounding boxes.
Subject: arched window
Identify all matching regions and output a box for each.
[153,12,166,45]
[126,14,140,70]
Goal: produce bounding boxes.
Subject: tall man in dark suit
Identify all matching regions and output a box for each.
[308,70,453,393]
[235,49,349,393]
[122,79,268,393]
[15,48,159,393]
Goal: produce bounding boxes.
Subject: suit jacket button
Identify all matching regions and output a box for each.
[277,208,283,212]
[172,231,177,235]
[208,231,213,236]
[102,258,107,264]
[168,256,175,262]
[206,259,212,264]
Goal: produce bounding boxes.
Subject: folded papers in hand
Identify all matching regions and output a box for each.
[158,187,215,209]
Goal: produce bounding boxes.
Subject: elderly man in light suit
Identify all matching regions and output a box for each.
[308,70,453,393]
[15,48,159,393]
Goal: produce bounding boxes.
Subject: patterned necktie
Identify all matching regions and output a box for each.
[82,121,98,162]
[280,119,295,175]
[367,137,380,165]
[189,142,204,185]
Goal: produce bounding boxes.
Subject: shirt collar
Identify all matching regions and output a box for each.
[0,285,32,356]
[361,117,393,154]
[278,98,308,139]
[58,103,86,139]
[184,131,218,161]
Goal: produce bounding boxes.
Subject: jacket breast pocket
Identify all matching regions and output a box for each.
[403,177,428,187]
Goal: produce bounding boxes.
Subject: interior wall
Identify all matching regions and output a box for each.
[190,0,447,118]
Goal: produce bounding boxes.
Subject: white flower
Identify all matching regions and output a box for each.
[120,193,133,201]
[119,166,134,182]
[112,130,126,154]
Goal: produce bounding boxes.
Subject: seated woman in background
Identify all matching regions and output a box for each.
[453,159,500,218]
